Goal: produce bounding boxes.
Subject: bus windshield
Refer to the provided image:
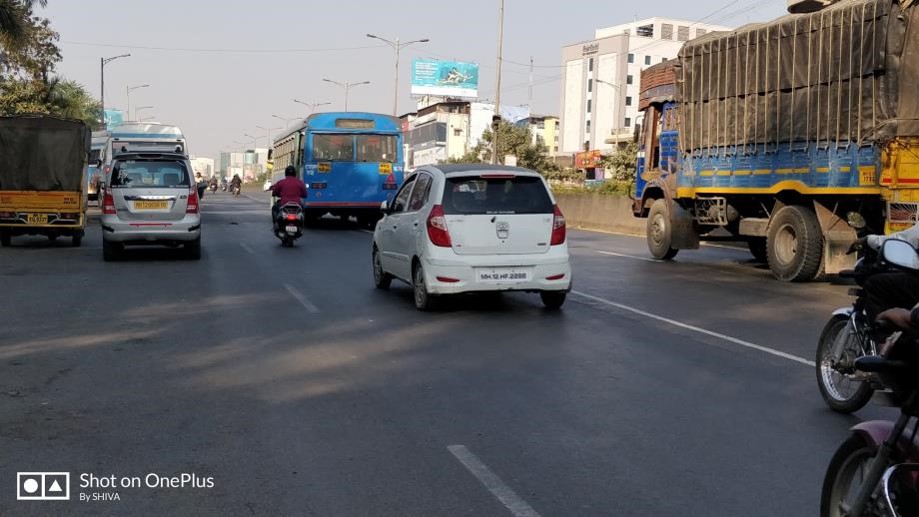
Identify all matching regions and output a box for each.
[313,134,354,161]
[356,135,397,163]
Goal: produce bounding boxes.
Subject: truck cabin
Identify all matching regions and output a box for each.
[635,61,679,216]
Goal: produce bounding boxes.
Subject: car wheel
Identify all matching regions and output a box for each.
[0,231,11,247]
[185,238,202,260]
[372,247,392,290]
[413,262,436,311]
[540,291,567,310]
[102,240,122,262]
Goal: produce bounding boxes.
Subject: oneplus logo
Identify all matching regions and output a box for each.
[17,472,70,500]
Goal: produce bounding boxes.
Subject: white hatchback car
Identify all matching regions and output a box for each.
[372,164,571,310]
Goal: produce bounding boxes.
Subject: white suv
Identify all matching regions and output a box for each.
[372,165,571,310]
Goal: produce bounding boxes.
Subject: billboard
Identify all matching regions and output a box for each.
[411,59,479,98]
[103,110,124,128]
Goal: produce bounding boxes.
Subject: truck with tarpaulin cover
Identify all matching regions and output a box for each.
[633,0,919,281]
[0,116,91,247]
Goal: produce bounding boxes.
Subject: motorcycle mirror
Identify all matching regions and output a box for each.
[881,239,919,271]
[847,211,867,230]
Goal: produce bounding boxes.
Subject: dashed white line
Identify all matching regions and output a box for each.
[571,290,815,367]
[240,243,255,254]
[595,250,660,263]
[447,445,542,517]
[284,284,319,313]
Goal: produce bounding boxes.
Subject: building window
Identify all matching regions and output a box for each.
[696,28,707,38]
[627,53,634,64]
[624,117,632,127]
[554,146,559,152]
[626,75,633,85]
[662,57,668,62]
[588,58,594,72]
[586,120,591,133]
[587,78,593,93]
[661,24,674,40]
[453,128,462,137]
[678,26,690,41]
[644,55,651,65]
[587,99,592,113]
[636,24,654,38]
[625,96,632,106]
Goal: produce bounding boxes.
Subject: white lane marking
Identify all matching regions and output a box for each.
[240,243,255,254]
[595,250,660,263]
[447,445,542,517]
[284,284,319,313]
[571,290,815,367]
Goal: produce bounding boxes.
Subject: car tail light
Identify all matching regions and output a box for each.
[551,205,566,245]
[436,276,460,283]
[427,204,452,247]
[186,189,199,214]
[546,273,566,281]
[102,191,116,214]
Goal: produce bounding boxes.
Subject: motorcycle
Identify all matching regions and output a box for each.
[230,184,241,197]
[209,183,218,193]
[274,202,303,247]
[816,212,885,413]
[820,240,919,516]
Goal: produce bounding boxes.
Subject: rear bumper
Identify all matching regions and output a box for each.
[101,215,201,244]
[421,249,572,295]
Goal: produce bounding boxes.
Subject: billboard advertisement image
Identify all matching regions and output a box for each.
[411,59,479,98]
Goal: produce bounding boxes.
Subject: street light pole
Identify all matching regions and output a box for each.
[321,79,370,112]
[492,0,505,165]
[273,114,301,127]
[100,54,130,128]
[126,84,150,121]
[256,125,282,148]
[293,99,331,116]
[366,34,429,116]
[596,79,622,147]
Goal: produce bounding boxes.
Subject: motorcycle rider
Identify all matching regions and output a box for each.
[230,174,242,195]
[270,165,307,229]
[861,224,919,321]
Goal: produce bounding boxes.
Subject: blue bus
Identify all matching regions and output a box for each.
[272,112,404,224]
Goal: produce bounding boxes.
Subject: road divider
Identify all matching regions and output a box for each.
[571,290,815,367]
[447,445,541,517]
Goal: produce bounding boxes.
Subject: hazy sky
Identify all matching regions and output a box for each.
[40,0,786,160]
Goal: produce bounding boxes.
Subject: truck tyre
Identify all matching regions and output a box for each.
[647,198,679,260]
[0,231,10,247]
[71,230,83,248]
[767,205,823,282]
[748,237,768,263]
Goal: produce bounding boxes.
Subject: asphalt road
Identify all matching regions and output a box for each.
[0,191,896,516]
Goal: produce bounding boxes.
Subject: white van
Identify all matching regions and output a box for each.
[98,123,187,192]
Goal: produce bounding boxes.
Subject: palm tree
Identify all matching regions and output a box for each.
[45,77,101,128]
[0,0,47,46]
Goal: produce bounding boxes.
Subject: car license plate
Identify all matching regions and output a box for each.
[26,213,48,225]
[134,200,168,210]
[477,269,530,283]
[285,225,298,233]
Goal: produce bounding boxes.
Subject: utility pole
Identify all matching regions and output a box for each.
[528,56,534,107]
[492,0,505,165]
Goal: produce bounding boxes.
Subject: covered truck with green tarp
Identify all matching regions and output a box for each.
[0,115,91,247]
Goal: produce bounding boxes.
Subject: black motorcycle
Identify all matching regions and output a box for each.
[816,212,885,413]
[274,202,304,247]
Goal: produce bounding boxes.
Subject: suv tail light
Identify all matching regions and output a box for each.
[102,191,116,215]
[186,189,199,214]
[427,204,452,247]
[551,205,566,245]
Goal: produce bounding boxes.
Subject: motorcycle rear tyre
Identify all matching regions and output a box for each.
[815,316,873,414]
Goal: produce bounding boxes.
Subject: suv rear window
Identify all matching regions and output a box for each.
[442,176,553,215]
[111,160,190,188]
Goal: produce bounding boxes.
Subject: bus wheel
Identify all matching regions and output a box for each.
[767,205,823,282]
[647,199,678,260]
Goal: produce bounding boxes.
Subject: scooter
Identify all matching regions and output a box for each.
[816,212,884,413]
[820,239,919,517]
[274,202,303,247]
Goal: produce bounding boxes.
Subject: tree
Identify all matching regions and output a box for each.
[45,78,102,128]
[0,0,46,47]
[467,121,559,174]
[601,142,639,182]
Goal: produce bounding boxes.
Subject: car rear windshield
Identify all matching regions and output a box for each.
[442,176,553,215]
[111,160,190,188]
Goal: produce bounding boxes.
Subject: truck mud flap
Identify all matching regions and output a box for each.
[671,203,700,250]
